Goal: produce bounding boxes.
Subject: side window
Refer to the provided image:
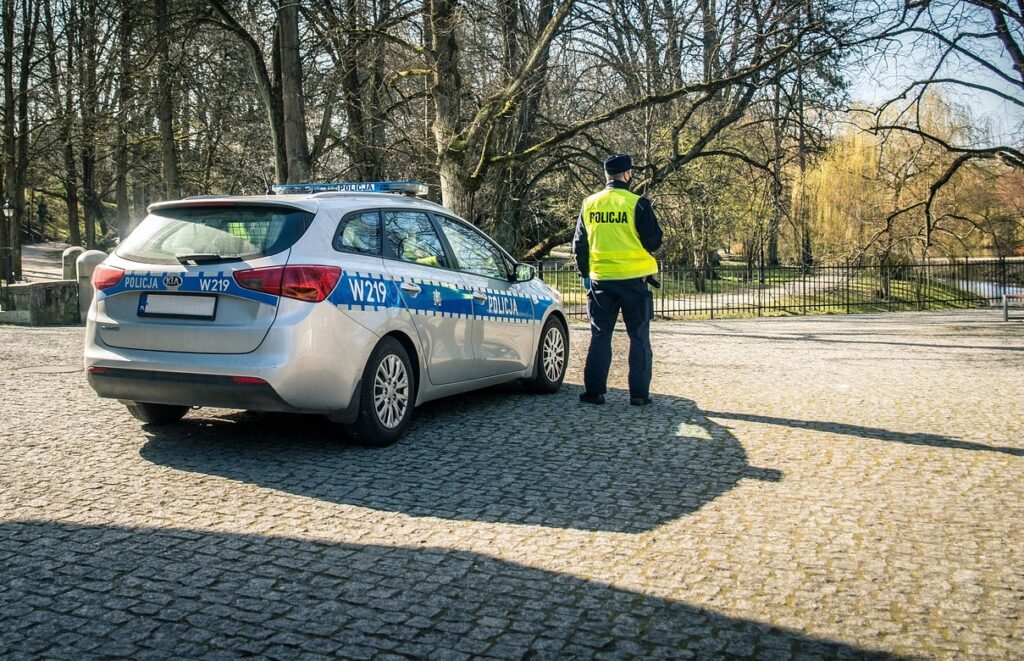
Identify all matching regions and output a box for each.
[383,210,449,269]
[437,216,507,280]
[333,210,381,255]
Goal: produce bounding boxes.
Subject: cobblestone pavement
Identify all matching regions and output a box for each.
[1,311,1022,659]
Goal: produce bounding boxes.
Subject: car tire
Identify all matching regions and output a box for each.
[524,316,567,394]
[125,402,189,425]
[344,337,415,447]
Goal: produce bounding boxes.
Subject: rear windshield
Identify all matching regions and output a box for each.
[116,205,315,265]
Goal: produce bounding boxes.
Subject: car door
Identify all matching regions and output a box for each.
[379,209,475,386]
[434,214,535,379]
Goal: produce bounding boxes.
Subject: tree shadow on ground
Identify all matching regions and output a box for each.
[140,387,780,534]
[704,410,1024,457]
[0,520,899,659]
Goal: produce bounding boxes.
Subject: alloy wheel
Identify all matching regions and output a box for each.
[373,354,409,429]
[542,326,565,382]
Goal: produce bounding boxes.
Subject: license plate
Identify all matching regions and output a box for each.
[138,293,217,319]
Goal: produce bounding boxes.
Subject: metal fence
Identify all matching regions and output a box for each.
[538,258,1024,320]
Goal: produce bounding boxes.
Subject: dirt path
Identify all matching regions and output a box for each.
[19,242,69,281]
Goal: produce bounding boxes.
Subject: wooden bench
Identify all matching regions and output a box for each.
[1004,294,1024,321]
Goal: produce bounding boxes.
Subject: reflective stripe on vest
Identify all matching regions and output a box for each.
[582,187,658,281]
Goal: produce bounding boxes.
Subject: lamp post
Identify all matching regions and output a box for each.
[3,199,13,284]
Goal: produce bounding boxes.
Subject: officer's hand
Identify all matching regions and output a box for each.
[581,277,591,291]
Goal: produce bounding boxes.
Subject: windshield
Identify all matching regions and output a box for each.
[116,205,315,265]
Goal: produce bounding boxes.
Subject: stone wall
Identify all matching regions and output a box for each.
[0,281,80,325]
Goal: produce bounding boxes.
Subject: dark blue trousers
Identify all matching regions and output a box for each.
[584,277,653,399]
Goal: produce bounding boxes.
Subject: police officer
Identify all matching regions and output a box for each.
[573,154,663,406]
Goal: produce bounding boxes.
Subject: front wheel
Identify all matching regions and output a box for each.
[523,317,567,394]
[125,402,189,425]
[344,337,415,447]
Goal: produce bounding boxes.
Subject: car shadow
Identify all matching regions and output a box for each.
[0,520,899,659]
[139,386,781,534]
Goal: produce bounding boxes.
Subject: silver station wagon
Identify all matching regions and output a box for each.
[84,182,568,445]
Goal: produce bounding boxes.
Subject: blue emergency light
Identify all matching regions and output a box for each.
[269,181,429,196]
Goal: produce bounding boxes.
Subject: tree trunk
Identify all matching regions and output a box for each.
[698,0,719,83]
[155,0,179,199]
[768,82,784,267]
[13,0,37,273]
[114,1,133,237]
[43,0,80,246]
[3,0,16,271]
[131,179,146,225]
[491,0,554,249]
[438,159,475,220]
[79,0,100,248]
[278,0,309,183]
[429,0,473,216]
[690,206,708,293]
[269,20,287,184]
[326,0,388,180]
[795,40,812,272]
[209,0,287,184]
[3,0,37,277]
[335,17,372,178]
[367,14,387,181]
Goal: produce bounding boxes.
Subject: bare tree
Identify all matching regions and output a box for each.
[864,0,1024,256]
[207,0,289,183]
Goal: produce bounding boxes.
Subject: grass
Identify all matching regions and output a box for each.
[546,271,989,319]
[763,277,987,317]
[543,266,806,306]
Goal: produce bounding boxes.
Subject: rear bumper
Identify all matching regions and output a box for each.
[84,298,379,419]
[88,368,291,410]
[87,368,362,422]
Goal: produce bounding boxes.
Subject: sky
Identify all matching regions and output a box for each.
[848,56,1023,147]
[843,5,1023,148]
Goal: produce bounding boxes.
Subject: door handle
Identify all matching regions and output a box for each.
[400,282,422,296]
[472,292,488,303]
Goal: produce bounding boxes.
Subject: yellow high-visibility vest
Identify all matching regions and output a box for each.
[226,221,251,241]
[581,187,658,281]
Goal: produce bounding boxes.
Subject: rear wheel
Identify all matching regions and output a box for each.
[524,317,567,394]
[344,337,414,447]
[125,402,189,425]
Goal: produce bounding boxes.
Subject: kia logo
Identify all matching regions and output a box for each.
[163,275,183,287]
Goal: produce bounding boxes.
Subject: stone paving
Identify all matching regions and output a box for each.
[1,310,1022,659]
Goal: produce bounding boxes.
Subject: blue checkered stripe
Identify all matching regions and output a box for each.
[96,271,279,306]
[330,271,551,324]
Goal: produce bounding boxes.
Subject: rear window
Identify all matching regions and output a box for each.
[116,205,315,265]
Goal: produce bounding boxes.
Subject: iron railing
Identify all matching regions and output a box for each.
[538,258,1024,320]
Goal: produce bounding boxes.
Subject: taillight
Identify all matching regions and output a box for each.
[91,264,124,291]
[233,266,283,297]
[233,265,341,303]
[282,266,342,301]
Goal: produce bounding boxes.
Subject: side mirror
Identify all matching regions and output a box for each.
[514,263,536,282]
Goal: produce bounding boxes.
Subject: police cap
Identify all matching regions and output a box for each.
[603,154,632,175]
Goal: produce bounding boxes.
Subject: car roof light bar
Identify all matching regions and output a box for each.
[269,181,429,197]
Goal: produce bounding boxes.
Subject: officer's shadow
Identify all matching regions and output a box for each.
[139,386,781,534]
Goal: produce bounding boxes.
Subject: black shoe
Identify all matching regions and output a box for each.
[630,397,652,406]
[579,392,605,405]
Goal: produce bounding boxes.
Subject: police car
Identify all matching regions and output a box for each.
[84,182,568,446]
